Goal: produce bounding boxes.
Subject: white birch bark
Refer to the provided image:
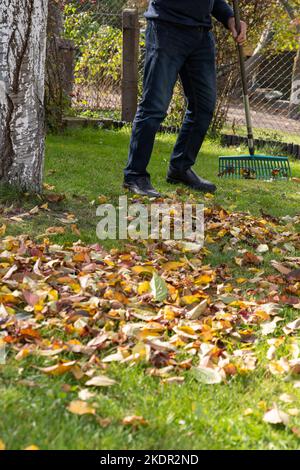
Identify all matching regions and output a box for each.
[0,0,48,192]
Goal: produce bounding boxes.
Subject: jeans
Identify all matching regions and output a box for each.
[124,19,217,181]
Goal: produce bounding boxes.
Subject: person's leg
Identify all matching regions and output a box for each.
[169,31,217,174]
[124,21,186,182]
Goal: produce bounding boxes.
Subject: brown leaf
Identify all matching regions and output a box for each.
[243,252,262,266]
[45,193,65,203]
[96,417,112,428]
[45,226,65,235]
[122,415,148,427]
[271,260,291,275]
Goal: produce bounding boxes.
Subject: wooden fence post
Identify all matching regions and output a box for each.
[122,9,140,122]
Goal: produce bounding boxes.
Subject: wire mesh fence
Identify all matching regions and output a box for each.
[64,1,300,146]
[226,40,300,143]
[64,0,124,119]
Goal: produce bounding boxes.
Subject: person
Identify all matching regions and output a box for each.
[123,0,247,197]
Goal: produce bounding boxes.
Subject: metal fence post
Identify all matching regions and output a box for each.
[122,9,140,122]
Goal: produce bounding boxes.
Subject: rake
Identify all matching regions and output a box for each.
[218,0,291,180]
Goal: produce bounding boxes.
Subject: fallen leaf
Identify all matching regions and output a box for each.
[263,406,290,426]
[45,226,65,235]
[122,415,148,427]
[279,393,295,404]
[192,366,223,385]
[257,244,269,254]
[271,260,291,275]
[96,417,112,428]
[150,273,168,302]
[185,299,208,320]
[45,193,65,203]
[38,361,76,376]
[78,389,96,401]
[0,439,5,450]
[67,400,96,415]
[85,375,117,387]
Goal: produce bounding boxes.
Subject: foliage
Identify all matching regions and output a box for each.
[1,128,300,450]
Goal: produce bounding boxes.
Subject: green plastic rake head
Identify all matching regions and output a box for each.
[219,0,292,181]
[219,154,291,180]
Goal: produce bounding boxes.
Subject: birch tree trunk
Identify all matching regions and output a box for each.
[0,0,48,192]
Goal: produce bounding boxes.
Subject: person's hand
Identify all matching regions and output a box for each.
[228,17,247,44]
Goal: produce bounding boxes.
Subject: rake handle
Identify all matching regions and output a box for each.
[232,0,255,156]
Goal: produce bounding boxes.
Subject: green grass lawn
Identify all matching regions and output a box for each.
[1,127,300,450]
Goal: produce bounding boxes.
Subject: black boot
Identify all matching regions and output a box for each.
[123,176,161,198]
[167,168,216,193]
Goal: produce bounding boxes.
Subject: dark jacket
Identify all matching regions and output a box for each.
[145,0,234,28]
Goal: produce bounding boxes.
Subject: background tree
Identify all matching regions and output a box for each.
[45,0,75,131]
[0,0,48,192]
[279,0,300,118]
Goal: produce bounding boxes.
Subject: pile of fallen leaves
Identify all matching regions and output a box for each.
[0,205,300,394]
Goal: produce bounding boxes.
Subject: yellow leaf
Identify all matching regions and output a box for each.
[163,306,177,320]
[137,281,150,295]
[67,400,96,415]
[217,229,228,238]
[0,225,6,236]
[24,445,40,451]
[162,261,184,271]
[181,295,202,305]
[38,361,76,376]
[48,289,59,301]
[205,235,215,243]
[132,265,155,275]
[195,273,213,285]
[0,439,5,450]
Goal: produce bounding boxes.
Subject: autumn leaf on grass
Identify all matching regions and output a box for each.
[78,389,96,401]
[96,417,112,428]
[85,375,117,387]
[122,416,148,427]
[67,400,96,416]
[0,439,5,450]
[271,260,291,275]
[150,273,168,302]
[45,193,65,203]
[257,244,269,254]
[45,226,65,235]
[37,361,76,376]
[192,366,223,385]
[242,252,263,266]
[23,445,40,451]
[263,406,290,426]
